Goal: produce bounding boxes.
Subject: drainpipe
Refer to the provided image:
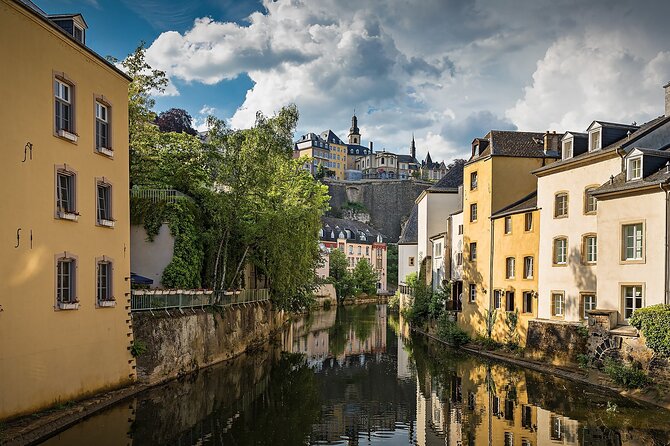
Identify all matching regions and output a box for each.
[489,217,495,314]
[661,181,670,305]
[616,146,626,172]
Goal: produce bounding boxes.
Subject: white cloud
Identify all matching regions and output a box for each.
[199,105,217,116]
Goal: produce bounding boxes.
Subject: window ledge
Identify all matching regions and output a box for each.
[57,129,78,143]
[58,211,79,222]
[97,147,114,158]
[57,301,79,310]
[98,300,116,308]
[98,219,115,228]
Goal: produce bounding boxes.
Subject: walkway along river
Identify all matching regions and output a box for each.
[40,304,670,445]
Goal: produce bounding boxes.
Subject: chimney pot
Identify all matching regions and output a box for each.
[664,81,670,117]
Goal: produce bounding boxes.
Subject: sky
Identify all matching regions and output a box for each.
[46,0,670,162]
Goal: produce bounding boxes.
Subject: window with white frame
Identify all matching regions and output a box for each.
[551,292,564,318]
[584,187,597,214]
[504,216,512,234]
[590,130,601,151]
[553,238,567,265]
[505,257,515,279]
[348,245,353,254]
[469,242,477,261]
[562,139,573,159]
[457,252,463,266]
[470,203,478,222]
[622,285,643,320]
[54,79,73,132]
[627,157,642,181]
[505,291,515,312]
[56,170,76,216]
[523,256,533,279]
[97,260,112,303]
[622,223,643,260]
[95,102,110,150]
[469,284,476,302]
[522,291,533,313]
[494,290,502,309]
[582,294,596,319]
[434,242,442,258]
[584,235,597,263]
[524,213,533,231]
[458,224,463,235]
[56,257,76,304]
[554,193,568,218]
[97,182,112,223]
[470,171,478,190]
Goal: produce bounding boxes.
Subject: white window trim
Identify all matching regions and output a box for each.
[627,157,642,181]
[589,128,601,151]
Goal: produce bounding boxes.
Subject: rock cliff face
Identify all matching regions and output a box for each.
[325,179,431,242]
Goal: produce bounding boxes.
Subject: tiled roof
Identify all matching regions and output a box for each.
[321,217,385,244]
[397,154,418,163]
[469,131,559,163]
[428,159,465,192]
[398,204,418,244]
[491,191,538,218]
[534,116,669,174]
[593,149,670,196]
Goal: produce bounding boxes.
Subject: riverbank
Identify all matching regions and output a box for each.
[411,325,670,412]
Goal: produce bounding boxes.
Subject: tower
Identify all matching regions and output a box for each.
[410,133,416,160]
[348,112,361,145]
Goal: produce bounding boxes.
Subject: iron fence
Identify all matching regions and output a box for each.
[130,188,190,203]
[131,288,270,312]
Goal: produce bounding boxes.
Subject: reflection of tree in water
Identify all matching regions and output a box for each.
[328,304,378,357]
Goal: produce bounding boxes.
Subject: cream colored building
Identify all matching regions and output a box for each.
[398,204,419,285]
[534,110,670,323]
[0,0,134,419]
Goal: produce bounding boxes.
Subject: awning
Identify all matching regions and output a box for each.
[130,273,154,285]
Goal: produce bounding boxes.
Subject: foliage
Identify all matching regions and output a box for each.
[504,309,520,348]
[386,244,398,290]
[130,340,147,357]
[629,304,670,357]
[341,201,367,213]
[403,271,444,323]
[315,164,334,180]
[602,357,649,389]
[155,108,197,135]
[437,312,470,347]
[577,354,591,369]
[388,291,400,311]
[473,334,503,350]
[485,308,498,338]
[352,259,378,296]
[328,249,351,300]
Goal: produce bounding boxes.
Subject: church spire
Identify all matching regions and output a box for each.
[410,133,416,159]
[348,110,361,145]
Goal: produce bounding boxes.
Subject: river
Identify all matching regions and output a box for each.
[41,304,670,445]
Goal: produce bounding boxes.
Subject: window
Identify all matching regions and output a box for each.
[409,257,415,266]
[494,290,502,309]
[521,405,533,429]
[97,182,112,225]
[522,291,533,313]
[554,193,568,218]
[56,257,76,304]
[505,291,515,311]
[434,242,442,258]
[457,252,463,266]
[348,246,353,254]
[504,432,514,446]
[627,157,642,180]
[366,246,369,256]
[581,294,596,319]
[95,101,110,151]
[523,256,533,279]
[469,242,477,261]
[590,130,601,151]
[524,213,533,231]
[73,24,84,43]
[551,292,565,318]
[504,216,512,234]
[469,284,476,302]
[623,285,643,320]
[563,139,573,159]
[56,170,76,217]
[470,171,478,190]
[622,223,643,261]
[470,203,478,222]
[54,78,73,133]
[97,260,112,303]
[551,415,563,440]
[357,246,361,255]
[583,235,597,263]
[584,187,597,214]
[458,224,463,235]
[553,238,567,265]
[505,257,515,279]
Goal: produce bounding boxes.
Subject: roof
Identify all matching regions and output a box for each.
[428,159,465,192]
[469,131,559,163]
[320,217,385,245]
[588,120,640,131]
[593,149,670,196]
[320,130,344,145]
[397,154,418,164]
[491,191,538,219]
[534,116,669,174]
[13,0,131,82]
[398,204,418,245]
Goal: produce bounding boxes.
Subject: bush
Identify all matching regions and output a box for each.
[473,334,503,351]
[437,313,470,347]
[602,357,649,389]
[131,340,148,358]
[388,291,400,311]
[629,304,670,357]
[577,354,590,369]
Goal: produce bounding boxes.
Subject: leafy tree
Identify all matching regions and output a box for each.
[386,244,398,290]
[155,108,197,135]
[352,258,378,296]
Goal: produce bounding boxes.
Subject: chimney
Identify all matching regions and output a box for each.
[665,82,670,117]
[369,141,373,152]
[543,131,560,154]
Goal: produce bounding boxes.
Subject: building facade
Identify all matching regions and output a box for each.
[398,204,419,285]
[0,0,135,419]
[294,132,347,180]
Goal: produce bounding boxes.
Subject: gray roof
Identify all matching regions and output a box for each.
[428,159,465,191]
[320,130,344,145]
[491,191,538,219]
[469,131,559,163]
[535,116,669,174]
[320,217,385,244]
[593,148,670,196]
[398,204,418,245]
[397,154,418,164]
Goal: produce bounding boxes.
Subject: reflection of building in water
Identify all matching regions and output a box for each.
[397,333,412,379]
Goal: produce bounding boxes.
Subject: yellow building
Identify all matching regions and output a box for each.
[294,131,347,180]
[490,192,540,346]
[460,131,559,338]
[0,0,135,419]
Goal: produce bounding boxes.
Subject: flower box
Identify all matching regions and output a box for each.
[58,129,78,142]
[98,219,115,228]
[97,147,114,158]
[58,301,79,310]
[58,211,79,221]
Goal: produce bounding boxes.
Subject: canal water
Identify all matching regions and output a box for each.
[42,304,670,445]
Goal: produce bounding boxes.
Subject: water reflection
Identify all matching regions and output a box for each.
[39,304,670,445]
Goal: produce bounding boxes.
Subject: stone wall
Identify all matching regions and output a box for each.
[524,320,588,365]
[325,179,431,242]
[132,301,285,384]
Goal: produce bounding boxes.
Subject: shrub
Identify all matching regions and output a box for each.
[437,313,470,347]
[473,334,503,351]
[603,357,649,389]
[388,291,400,311]
[131,340,148,358]
[577,354,590,369]
[629,304,670,357]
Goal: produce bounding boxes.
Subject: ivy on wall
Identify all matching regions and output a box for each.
[131,197,203,289]
[629,304,670,357]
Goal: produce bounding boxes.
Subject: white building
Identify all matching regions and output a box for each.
[398,203,418,285]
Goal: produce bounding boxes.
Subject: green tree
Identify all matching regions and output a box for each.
[386,244,398,290]
[352,258,379,296]
[328,249,354,301]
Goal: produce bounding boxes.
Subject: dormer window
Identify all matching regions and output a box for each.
[627,157,642,181]
[73,24,84,43]
[589,129,601,151]
[319,229,324,238]
[562,139,573,160]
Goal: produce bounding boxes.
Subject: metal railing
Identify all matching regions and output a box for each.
[130,188,190,203]
[130,288,270,312]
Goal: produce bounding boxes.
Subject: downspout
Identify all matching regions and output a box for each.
[489,216,495,314]
[661,181,670,305]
